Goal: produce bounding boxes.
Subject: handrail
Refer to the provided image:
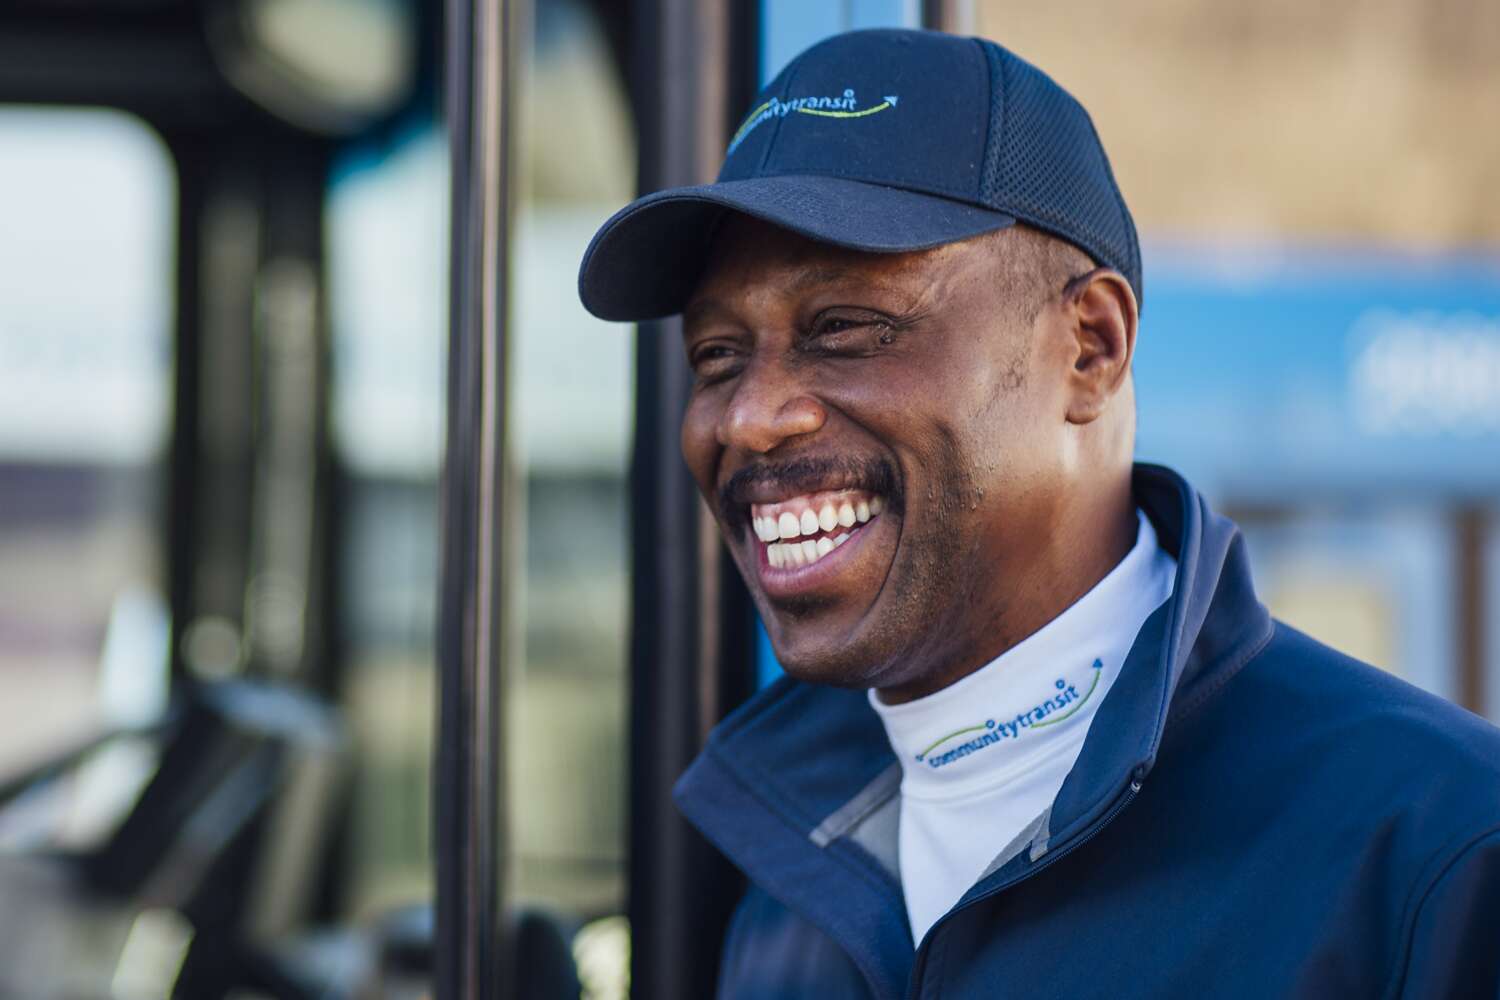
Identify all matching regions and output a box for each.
[0,729,126,811]
[435,0,515,996]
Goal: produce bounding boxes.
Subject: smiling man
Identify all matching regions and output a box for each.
[578,28,1500,1000]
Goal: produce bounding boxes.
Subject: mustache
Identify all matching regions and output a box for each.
[718,455,902,523]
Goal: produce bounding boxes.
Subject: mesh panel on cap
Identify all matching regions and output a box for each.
[978,41,1142,305]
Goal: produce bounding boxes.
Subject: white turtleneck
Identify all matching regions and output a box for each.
[869,509,1176,945]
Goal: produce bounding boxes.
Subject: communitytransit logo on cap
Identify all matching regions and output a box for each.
[578,28,1140,323]
[727,88,901,155]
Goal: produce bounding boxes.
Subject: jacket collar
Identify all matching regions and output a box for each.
[674,465,1273,997]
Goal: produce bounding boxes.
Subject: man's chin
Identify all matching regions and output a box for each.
[764,627,892,691]
[774,657,877,691]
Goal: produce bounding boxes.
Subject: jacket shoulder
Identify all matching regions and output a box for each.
[1250,622,1500,767]
[1194,620,1500,845]
[1159,624,1500,994]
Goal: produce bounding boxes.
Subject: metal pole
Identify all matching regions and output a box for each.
[921,0,975,33]
[1456,507,1489,716]
[628,1,760,996]
[437,0,513,994]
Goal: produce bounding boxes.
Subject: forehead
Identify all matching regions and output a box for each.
[686,214,976,320]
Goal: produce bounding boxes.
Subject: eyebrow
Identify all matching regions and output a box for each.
[785,264,864,292]
[687,262,882,316]
[682,261,893,335]
[682,297,736,333]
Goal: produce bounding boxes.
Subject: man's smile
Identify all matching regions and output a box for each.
[728,486,893,602]
[751,489,884,564]
[741,487,888,591]
[716,454,902,606]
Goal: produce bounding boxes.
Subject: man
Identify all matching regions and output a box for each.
[578,28,1500,999]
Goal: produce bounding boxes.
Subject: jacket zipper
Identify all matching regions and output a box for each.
[904,772,1145,999]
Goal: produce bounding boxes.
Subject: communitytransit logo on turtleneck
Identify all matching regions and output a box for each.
[915,659,1103,770]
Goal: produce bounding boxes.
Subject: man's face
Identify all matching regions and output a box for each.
[681,217,1081,697]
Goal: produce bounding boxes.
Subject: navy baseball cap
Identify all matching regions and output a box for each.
[578,28,1141,322]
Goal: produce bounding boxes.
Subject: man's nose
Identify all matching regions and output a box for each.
[716,356,826,454]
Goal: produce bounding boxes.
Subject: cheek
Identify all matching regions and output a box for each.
[884,385,1054,548]
[679,395,721,488]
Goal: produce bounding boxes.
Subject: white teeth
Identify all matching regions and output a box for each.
[763,530,856,570]
[818,504,838,533]
[758,494,886,570]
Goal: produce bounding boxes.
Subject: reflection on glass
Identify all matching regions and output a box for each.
[0,108,174,774]
[326,3,637,979]
[510,0,634,934]
[327,125,447,917]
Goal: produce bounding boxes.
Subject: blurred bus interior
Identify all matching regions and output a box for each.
[0,0,1497,997]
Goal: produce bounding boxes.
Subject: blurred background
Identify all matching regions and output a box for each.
[0,0,1495,997]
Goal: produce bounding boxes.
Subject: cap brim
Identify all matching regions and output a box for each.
[577,175,1016,322]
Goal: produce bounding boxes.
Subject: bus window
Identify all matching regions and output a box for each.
[327,3,636,980]
[327,124,447,917]
[0,108,174,788]
[1132,250,1500,720]
[1235,509,1458,701]
[511,0,634,976]
[1488,525,1500,721]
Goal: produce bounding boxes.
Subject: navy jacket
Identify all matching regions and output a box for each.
[675,465,1500,998]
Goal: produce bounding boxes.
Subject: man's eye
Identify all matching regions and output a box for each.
[808,313,896,351]
[690,344,743,380]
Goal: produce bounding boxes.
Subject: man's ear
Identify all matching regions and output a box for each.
[1063,268,1137,425]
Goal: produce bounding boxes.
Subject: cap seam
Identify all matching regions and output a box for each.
[986,47,1139,301]
[975,37,1003,206]
[953,34,991,204]
[997,200,1107,260]
[1078,106,1142,302]
[608,173,1011,220]
[750,166,980,204]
